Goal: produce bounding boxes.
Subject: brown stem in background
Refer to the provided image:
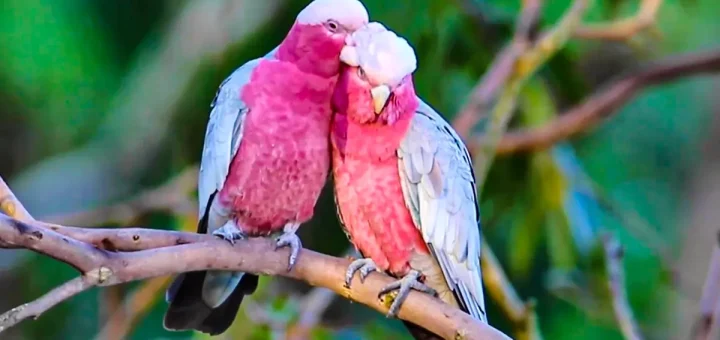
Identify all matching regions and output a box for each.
[481,240,541,340]
[94,276,172,340]
[452,0,542,144]
[496,49,720,154]
[574,0,662,41]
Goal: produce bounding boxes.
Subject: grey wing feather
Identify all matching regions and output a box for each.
[397,98,487,323]
[197,49,276,222]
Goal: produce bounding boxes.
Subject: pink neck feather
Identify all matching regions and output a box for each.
[333,76,419,161]
[277,22,343,78]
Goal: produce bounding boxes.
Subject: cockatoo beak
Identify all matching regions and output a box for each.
[371,85,391,114]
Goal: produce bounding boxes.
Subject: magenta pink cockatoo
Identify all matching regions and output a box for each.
[163,0,368,335]
[331,23,487,339]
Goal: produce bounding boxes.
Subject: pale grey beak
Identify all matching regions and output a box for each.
[371,85,391,114]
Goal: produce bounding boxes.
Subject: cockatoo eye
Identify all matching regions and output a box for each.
[357,67,367,80]
[325,20,340,33]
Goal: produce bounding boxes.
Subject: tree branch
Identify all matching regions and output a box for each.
[496,49,720,154]
[574,0,662,41]
[0,216,510,340]
[0,277,93,332]
[602,234,643,340]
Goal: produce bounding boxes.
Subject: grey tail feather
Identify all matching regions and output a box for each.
[402,321,444,340]
[162,192,259,335]
[163,271,259,335]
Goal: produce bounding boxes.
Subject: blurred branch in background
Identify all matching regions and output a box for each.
[286,248,359,340]
[497,49,720,155]
[10,0,283,218]
[691,234,720,340]
[481,240,541,340]
[602,234,642,340]
[574,0,661,41]
[45,166,198,226]
[471,0,592,192]
[0,179,510,340]
[285,287,338,340]
[452,0,542,151]
[94,276,172,340]
[451,1,593,339]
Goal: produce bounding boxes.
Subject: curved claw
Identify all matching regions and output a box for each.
[211,223,245,245]
[275,232,302,272]
[377,270,437,318]
[344,258,378,288]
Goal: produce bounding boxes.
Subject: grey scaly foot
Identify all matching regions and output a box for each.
[378,270,437,318]
[275,222,301,271]
[345,258,378,287]
[212,222,246,245]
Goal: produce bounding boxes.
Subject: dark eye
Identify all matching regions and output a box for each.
[357,67,366,80]
[325,20,339,32]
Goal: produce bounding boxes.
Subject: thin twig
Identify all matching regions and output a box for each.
[602,234,643,340]
[0,277,92,332]
[691,231,720,340]
[574,0,663,41]
[497,49,720,154]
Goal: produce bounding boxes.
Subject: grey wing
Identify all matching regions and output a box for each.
[397,98,488,322]
[197,58,264,223]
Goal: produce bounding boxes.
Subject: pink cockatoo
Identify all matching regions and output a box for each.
[163,0,368,335]
[331,23,487,338]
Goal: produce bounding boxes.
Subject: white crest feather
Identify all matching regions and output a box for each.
[342,22,417,87]
[296,0,369,30]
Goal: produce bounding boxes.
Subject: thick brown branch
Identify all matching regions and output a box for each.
[0,215,109,272]
[0,216,510,340]
[497,49,720,154]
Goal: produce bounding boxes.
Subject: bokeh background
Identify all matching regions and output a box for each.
[1,0,719,339]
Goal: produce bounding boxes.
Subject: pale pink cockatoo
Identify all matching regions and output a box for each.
[163,0,369,335]
[331,23,487,339]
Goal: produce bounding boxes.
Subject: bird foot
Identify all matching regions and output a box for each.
[378,270,437,318]
[211,222,246,245]
[275,229,302,272]
[345,258,378,288]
